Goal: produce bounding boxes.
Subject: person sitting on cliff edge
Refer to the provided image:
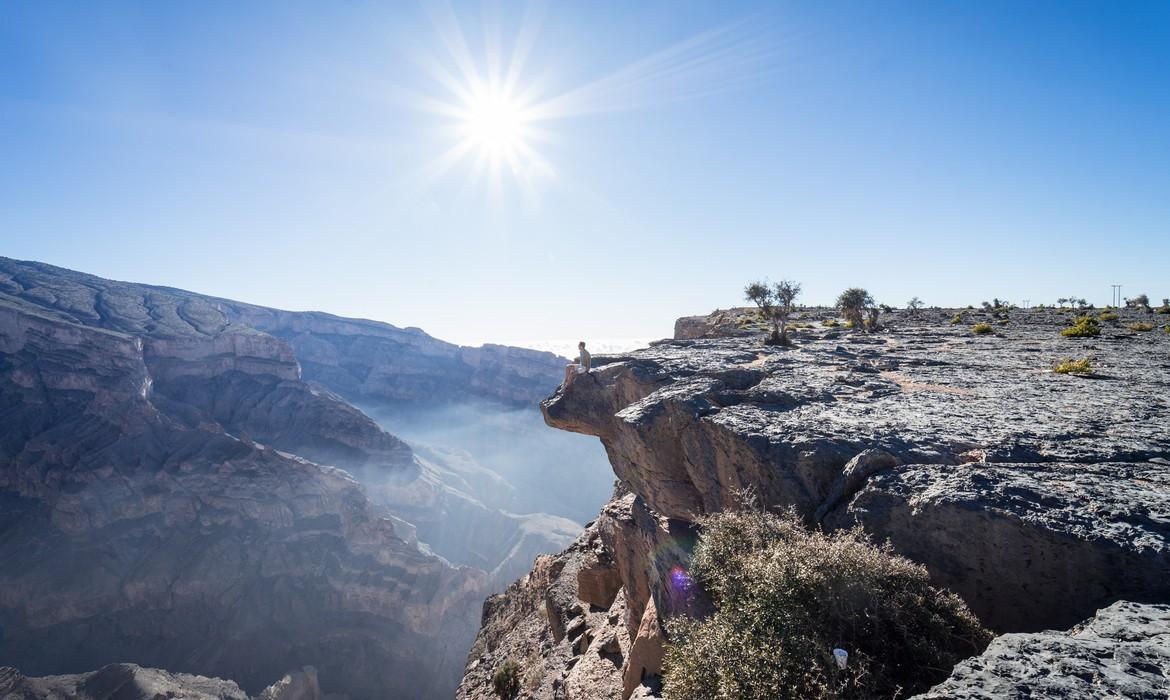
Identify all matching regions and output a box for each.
[563,341,591,388]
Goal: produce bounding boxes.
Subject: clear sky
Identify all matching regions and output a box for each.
[2,1,1168,349]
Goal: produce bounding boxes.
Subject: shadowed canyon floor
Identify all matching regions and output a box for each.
[458,305,1169,699]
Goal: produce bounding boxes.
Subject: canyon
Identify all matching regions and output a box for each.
[4,259,1167,699]
[0,257,612,699]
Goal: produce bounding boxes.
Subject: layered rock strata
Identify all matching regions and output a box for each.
[0,257,588,699]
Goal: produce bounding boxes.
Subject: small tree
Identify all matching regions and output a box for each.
[773,279,801,345]
[1056,297,1068,308]
[744,279,801,345]
[906,297,924,314]
[1130,293,1151,311]
[837,287,874,330]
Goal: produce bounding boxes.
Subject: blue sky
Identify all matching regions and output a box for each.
[2,1,1168,348]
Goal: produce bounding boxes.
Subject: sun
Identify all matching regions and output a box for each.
[460,86,532,162]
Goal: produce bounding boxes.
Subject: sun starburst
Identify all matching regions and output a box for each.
[401,3,780,209]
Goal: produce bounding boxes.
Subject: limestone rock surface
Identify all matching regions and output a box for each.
[913,601,1170,699]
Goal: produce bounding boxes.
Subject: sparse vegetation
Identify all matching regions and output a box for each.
[1053,357,1094,375]
[836,288,875,331]
[662,510,991,700]
[972,323,994,335]
[1156,299,1170,315]
[492,659,522,699]
[906,297,924,314]
[1061,316,1101,338]
[950,313,963,325]
[744,279,802,346]
[1098,311,1119,321]
[822,318,839,328]
[1129,322,1155,332]
[1128,293,1151,311]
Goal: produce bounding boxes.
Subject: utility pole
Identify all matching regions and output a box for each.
[1022,299,1030,310]
[1111,284,1122,307]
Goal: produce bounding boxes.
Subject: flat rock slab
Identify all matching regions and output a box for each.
[913,601,1170,699]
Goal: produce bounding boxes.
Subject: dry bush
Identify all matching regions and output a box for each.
[492,659,521,699]
[662,511,991,700]
[1061,316,1100,337]
[1053,357,1093,375]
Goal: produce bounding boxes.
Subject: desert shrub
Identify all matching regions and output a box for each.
[1130,322,1155,332]
[1157,306,1170,315]
[950,313,963,325]
[492,659,521,699]
[971,323,994,335]
[906,297,924,313]
[662,511,991,700]
[1053,357,1093,375]
[842,320,856,329]
[523,651,543,692]
[1098,311,1119,321]
[1061,316,1100,338]
[836,288,874,330]
[822,319,839,328]
[1165,324,1170,334]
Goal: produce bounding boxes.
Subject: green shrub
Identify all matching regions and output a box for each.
[1165,324,1170,334]
[1053,357,1093,375]
[1061,316,1100,338]
[492,659,521,699]
[662,511,991,700]
[1130,322,1155,332]
[949,313,963,325]
[822,319,839,328]
[1097,311,1119,321]
[971,323,994,335]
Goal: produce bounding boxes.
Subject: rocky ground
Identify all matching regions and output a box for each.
[458,304,1170,699]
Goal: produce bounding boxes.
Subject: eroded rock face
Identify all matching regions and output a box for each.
[826,460,1170,631]
[541,307,1170,633]
[467,305,1170,698]
[456,489,701,700]
[0,256,593,588]
[0,259,523,699]
[912,601,1170,699]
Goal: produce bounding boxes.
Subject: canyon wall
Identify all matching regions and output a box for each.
[0,256,609,698]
